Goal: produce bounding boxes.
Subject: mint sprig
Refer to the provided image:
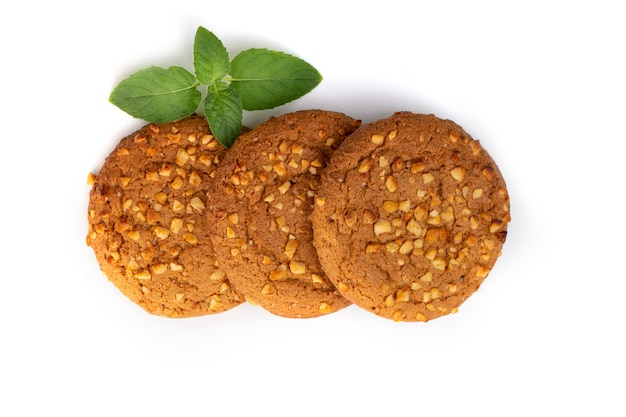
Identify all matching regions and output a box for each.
[109,26,322,147]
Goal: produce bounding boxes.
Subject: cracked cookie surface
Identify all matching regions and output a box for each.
[312,112,510,322]
[207,110,361,318]
[87,114,243,317]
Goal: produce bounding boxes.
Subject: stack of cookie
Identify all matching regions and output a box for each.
[87,110,510,322]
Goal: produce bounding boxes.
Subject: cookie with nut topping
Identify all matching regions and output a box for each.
[207,110,361,318]
[87,114,244,317]
[312,112,510,322]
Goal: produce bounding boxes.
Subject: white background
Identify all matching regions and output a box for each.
[1,1,624,415]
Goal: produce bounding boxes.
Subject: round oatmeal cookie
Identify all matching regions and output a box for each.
[207,110,361,318]
[87,114,244,318]
[312,112,510,322]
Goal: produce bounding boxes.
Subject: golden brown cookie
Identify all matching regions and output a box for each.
[87,114,244,317]
[312,112,510,322]
[207,110,361,318]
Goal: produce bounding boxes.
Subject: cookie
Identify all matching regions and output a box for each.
[207,110,361,318]
[312,112,510,322]
[87,114,244,317]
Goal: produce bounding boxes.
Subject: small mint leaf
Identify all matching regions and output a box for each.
[109,66,201,123]
[229,48,322,110]
[204,83,242,148]
[193,26,230,84]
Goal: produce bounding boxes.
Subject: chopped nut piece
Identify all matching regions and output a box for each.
[489,220,503,233]
[371,134,385,145]
[152,264,167,275]
[366,243,381,253]
[422,173,435,184]
[208,270,226,281]
[385,242,400,253]
[145,170,159,181]
[419,272,433,282]
[134,270,151,281]
[128,230,141,242]
[209,297,224,310]
[171,176,184,190]
[86,172,96,186]
[393,310,404,322]
[278,181,291,195]
[427,211,441,225]
[261,283,276,295]
[411,162,425,173]
[312,274,324,284]
[385,294,395,307]
[189,196,205,212]
[176,149,189,166]
[450,167,466,182]
[315,197,326,207]
[183,233,198,244]
[156,192,168,204]
[385,176,398,192]
[398,200,411,212]
[362,209,378,224]
[169,263,183,272]
[399,240,414,255]
[270,264,288,280]
[344,210,357,228]
[227,212,239,225]
[476,265,491,278]
[273,161,287,176]
[410,281,422,291]
[319,302,332,314]
[396,289,410,302]
[373,219,392,235]
[406,219,422,236]
[425,228,440,243]
[189,171,202,187]
[289,260,306,275]
[172,199,184,212]
[358,158,372,173]
[154,226,170,240]
[382,200,399,213]
[291,143,304,154]
[146,209,160,224]
[284,239,299,259]
[167,132,181,143]
[440,206,455,222]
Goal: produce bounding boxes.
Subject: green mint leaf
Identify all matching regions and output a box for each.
[229,48,322,111]
[109,66,201,123]
[204,83,242,148]
[193,26,230,84]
